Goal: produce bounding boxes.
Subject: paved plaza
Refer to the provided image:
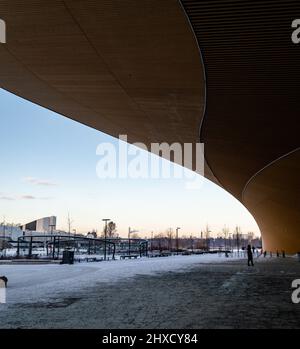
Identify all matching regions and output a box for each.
[0,256,299,328]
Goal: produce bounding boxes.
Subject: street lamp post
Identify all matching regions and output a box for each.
[3,217,5,241]
[176,227,180,255]
[48,224,55,256]
[2,216,6,258]
[236,231,240,257]
[151,231,153,252]
[128,227,138,256]
[72,229,77,252]
[102,218,110,261]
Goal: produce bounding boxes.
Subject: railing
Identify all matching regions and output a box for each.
[15,235,148,261]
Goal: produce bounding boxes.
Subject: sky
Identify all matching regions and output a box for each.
[0,88,260,238]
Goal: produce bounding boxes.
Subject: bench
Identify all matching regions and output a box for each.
[74,257,104,263]
[160,252,171,257]
[120,255,139,260]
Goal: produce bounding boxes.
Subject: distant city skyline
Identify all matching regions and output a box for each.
[0,88,260,238]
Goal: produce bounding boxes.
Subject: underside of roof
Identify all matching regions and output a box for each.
[0,0,299,252]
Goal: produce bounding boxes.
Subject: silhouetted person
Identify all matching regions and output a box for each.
[252,246,255,255]
[247,245,254,266]
[263,250,267,258]
[282,250,286,258]
[277,250,280,258]
[270,251,273,258]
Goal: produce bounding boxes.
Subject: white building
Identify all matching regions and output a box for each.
[22,216,57,233]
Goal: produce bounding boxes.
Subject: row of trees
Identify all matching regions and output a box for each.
[147,226,261,252]
[85,224,260,252]
[85,222,118,239]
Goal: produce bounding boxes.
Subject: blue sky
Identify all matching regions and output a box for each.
[0,88,260,238]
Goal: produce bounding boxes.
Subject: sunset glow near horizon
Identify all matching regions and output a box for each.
[0,89,260,238]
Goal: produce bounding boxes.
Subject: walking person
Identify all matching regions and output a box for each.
[247,244,254,266]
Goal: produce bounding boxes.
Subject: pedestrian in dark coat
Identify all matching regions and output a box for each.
[247,245,254,266]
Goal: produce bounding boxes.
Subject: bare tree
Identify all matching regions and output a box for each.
[107,221,118,238]
[131,232,140,239]
[100,221,118,239]
[166,228,174,251]
[234,226,241,254]
[204,224,211,251]
[247,231,254,243]
[67,212,74,235]
[222,225,229,250]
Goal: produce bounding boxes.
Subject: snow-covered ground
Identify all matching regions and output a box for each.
[0,254,242,304]
[1,255,299,329]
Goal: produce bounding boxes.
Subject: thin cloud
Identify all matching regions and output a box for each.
[0,195,15,201]
[20,195,36,200]
[23,177,58,187]
[19,195,53,200]
[0,194,53,200]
